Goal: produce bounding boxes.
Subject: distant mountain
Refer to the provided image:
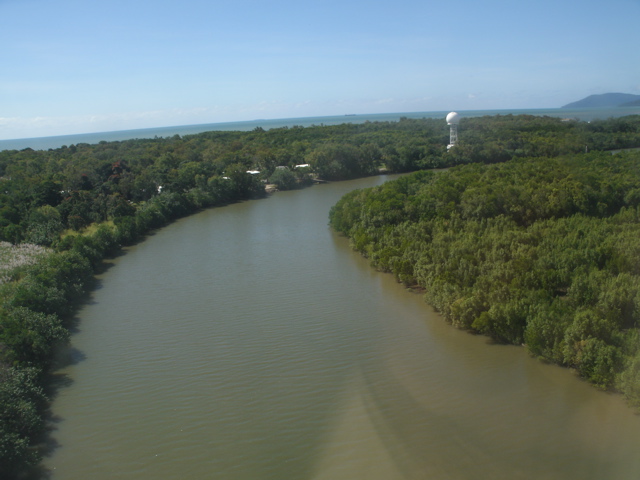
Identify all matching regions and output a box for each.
[562,93,640,108]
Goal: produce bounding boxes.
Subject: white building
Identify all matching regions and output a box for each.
[446,112,460,150]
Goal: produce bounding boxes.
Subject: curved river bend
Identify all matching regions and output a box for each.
[46,176,640,479]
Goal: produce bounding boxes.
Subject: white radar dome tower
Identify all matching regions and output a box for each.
[446,112,460,150]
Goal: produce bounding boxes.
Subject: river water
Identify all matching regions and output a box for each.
[45,175,640,480]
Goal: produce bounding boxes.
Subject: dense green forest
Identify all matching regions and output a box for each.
[330,151,640,406]
[1,114,640,476]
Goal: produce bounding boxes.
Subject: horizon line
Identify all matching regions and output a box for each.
[1,106,637,150]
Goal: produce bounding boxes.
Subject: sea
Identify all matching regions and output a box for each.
[1,107,640,152]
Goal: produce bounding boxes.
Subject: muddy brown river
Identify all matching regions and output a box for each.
[45,175,640,479]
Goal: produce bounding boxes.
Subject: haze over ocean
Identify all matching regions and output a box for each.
[1,0,639,141]
[2,107,640,152]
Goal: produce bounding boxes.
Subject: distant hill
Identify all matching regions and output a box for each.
[562,93,640,108]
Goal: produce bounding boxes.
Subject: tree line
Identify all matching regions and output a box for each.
[3,115,640,245]
[330,150,640,407]
[0,114,639,476]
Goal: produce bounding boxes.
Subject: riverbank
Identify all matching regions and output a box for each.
[2,113,640,477]
[42,174,640,480]
[329,151,640,409]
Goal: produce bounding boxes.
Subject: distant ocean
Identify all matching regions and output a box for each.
[2,107,640,152]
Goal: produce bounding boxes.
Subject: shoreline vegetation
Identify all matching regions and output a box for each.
[1,114,640,477]
[329,152,640,398]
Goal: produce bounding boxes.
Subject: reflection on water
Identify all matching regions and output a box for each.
[45,176,640,479]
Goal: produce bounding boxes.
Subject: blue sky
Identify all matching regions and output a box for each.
[1,0,639,139]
